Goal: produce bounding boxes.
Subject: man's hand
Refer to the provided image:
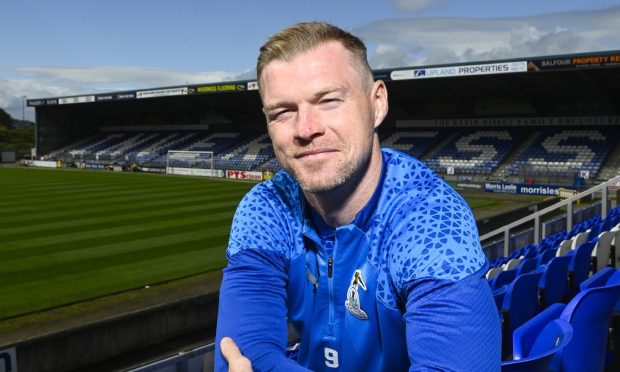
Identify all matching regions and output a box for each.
[220,337,253,372]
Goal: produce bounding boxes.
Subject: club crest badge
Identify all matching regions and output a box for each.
[345,270,368,320]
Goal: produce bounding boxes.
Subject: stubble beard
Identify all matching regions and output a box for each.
[288,156,354,193]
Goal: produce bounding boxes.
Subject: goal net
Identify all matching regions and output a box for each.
[166,150,215,177]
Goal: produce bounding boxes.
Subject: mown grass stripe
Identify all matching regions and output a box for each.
[1,226,229,283]
[0,188,249,225]
[0,167,252,318]
[1,183,243,206]
[1,209,235,253]
[0,199,239,237]
[0,246,227,319]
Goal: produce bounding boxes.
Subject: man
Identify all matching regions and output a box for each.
[215,22,500,371]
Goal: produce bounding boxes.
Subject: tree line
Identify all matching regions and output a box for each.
[0,107,35,158]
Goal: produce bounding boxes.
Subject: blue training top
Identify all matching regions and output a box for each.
[215,148,501,371]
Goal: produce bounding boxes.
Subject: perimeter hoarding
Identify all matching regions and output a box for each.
[485,182,576,196]
[225,170,262,181]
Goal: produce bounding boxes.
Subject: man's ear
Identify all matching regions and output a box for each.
[372,80,388,129]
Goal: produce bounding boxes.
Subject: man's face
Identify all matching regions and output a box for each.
[260,41,383,193]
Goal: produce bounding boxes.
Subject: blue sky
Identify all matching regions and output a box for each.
[2,0,619,121]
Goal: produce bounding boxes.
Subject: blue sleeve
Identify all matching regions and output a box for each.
[214,248,310,372]
[403,268,501,371]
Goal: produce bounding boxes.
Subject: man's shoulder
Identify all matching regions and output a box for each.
[379,148,445,209]
[228,170,304,258]
[378,148,486,284]
[240,169,301,209]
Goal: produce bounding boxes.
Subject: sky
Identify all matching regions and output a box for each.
[2,0,619,122]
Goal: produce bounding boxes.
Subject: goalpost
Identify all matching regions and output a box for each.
[166,150,215,177]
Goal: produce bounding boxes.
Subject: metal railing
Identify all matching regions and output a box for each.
[127,343,214,372]
[480,175,620,257]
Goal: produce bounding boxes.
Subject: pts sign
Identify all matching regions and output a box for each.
[226,170,263,181]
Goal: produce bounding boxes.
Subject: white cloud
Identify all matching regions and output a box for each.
[370,44,408,69]
[0,78,67,121]
[357,5,620,68]
[11,66,236,90]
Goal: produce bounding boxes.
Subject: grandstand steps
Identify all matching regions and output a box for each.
[420,131,458,161]
[491,130,541,180]
[596,140,620,181]
[48,134,99,158]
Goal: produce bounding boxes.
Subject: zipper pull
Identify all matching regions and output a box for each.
[328,257,333,278]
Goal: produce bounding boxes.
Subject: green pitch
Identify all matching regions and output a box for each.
[0,167,254,320]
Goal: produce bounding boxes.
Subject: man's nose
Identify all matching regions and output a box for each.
[294,106,325,141]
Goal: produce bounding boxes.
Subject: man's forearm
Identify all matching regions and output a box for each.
[214,248,309,371]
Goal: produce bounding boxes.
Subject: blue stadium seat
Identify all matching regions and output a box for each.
[557,274,620,372]
[538,255,571,309]
[502,317,573,372]
[566,241,596,296]
[579,267,620,310]
[507,273,620,372]
[507,129,618,179]
[536,247,557,267]
[493,286,507,313]
[490,269,517,291]
[425,129,521,175]
[515,257,538,276]
[500,271,543,359]
[380,129,440,159]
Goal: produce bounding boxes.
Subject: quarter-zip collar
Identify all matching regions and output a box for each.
[302,154,386,243]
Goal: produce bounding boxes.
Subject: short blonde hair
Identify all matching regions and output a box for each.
[257,22,373,92]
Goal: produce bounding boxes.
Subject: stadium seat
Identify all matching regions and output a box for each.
[556,239,573,257]
[591,230,615,273]
[536,247,557,267]
[567,241,596,296]
[558,273,620,372]
[500,271,543,359]
[504,258,521,271]
[486,266,504,280]
[507,129,618,179]
[538,255,571,308]
[493,286,507,313]
[580,267,620,370]
[515,257,538,276]
[570,232,589,250]
[611,224,620,267]
[587,221,605,242]
[502,318,573,372]
[380,130,440,158]
[425,129,521,175]
[579,267,620,310]
[510,273,620,372]
[490,269,517,291]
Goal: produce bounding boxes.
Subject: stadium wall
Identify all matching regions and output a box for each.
[2,277,221,372]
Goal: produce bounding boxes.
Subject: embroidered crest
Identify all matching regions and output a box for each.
[345,270,368,320]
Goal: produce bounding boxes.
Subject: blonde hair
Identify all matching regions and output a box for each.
[257,22,373,92]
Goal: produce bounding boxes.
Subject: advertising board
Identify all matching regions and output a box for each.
[225,170,262,181]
